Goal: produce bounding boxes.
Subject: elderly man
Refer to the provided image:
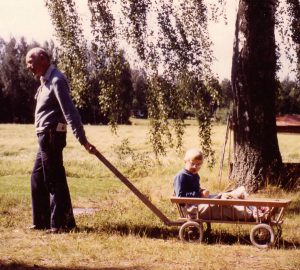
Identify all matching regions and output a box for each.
[26,47,95,233]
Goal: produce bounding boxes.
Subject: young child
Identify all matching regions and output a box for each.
[173,149,258,221]
[173,148,210,198]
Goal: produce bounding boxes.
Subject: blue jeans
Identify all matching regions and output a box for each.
[31,132,76,229]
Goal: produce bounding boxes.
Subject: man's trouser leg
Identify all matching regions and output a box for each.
[31,149,51,229]
[31,132,76,230]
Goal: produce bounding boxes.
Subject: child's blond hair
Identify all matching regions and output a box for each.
[184,148,203,162]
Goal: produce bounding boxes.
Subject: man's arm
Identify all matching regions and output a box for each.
[52,76,88,144]
[52,75,96,153]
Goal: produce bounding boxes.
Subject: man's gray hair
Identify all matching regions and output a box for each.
[26,47,50,61]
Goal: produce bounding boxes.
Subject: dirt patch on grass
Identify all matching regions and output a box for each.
[73,207,98,216]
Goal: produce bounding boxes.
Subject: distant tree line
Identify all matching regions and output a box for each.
[0,37,39,123]
[0,36,298,125]
[0,37,135,124]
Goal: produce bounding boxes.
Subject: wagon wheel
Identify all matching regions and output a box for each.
[250,224,275,248]
[179,221,203,243]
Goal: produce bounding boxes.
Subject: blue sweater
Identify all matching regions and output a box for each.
[173,169,201,197]
[34,65,87,145]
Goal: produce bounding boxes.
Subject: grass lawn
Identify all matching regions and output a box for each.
[0,121,299,270]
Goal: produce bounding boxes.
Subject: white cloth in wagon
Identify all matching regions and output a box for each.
[185,186,269,221]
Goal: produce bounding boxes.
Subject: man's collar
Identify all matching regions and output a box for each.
[40,64,55,84]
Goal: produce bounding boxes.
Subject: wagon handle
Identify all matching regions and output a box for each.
[93,149,171,226]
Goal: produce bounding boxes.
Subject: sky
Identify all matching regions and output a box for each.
[0,0,294,80]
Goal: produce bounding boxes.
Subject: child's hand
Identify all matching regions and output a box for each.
[201,189,210,198]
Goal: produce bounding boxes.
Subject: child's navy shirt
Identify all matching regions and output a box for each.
[173,169,201,197]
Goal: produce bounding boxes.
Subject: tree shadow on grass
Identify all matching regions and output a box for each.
[205,230,300,249]
[78,223,300,249]
[285,196,300,215]
[79,223,179,240]
[0,261,146,270]
[280,163,300,190]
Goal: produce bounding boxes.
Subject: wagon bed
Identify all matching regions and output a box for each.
[170,196,291,248]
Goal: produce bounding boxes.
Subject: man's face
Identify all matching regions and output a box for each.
[185,159,203,174]
[26,53,43,77]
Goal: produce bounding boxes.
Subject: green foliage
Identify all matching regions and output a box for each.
[277,0,299,81]
[98,51,133,128]
[120,0,220,163]
[88,0,134,127]
[147,75,183,156]
[213,79,232,124]
[286,0,300,81]
[44,0,221,164]
[113,138,155,177]
[219,79,232,108]
[88,0,118,55]
[131,69,148,117]
[44,0,299,169]
[0,37,38,123]
[276,77,300,114]
[121,0,150,61]
[45,0,89,108]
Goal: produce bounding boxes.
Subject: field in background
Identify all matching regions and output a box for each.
[0,121,299,270]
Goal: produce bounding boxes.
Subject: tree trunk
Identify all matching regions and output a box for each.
[231,0,282,192]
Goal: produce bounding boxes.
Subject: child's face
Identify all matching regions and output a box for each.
[184,158,203,174]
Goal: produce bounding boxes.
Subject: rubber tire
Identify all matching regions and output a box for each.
[250,224,275,249]
[179,221,204,243]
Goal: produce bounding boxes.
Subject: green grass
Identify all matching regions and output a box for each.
[0,121,300,270]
